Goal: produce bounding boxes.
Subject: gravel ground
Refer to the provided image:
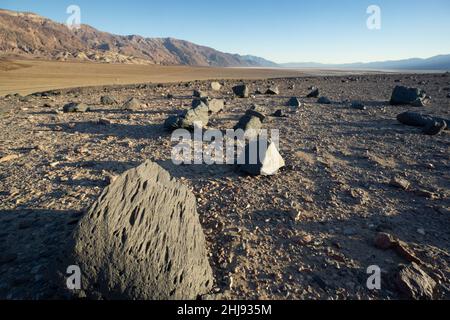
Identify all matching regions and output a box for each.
[0,73,449,300]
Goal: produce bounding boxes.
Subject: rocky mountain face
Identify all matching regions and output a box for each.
[0,9,275,67]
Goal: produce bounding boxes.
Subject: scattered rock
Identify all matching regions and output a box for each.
[422,120,447,136]
[69,160,214,300]
[306,87,319,98]
[210,82,222,91]
[414,189,438,200]
[121,98,142,111]
[19,96,32,103]
[272,110,285,117]
[100,96,117,105]
[180,103,210,129]
[390,177,411,190]
[232,84,249,98]
[390,86,430,107]
[164,115,181,131]
[165,103,210,131]
[239,138,285,176]
[286,97,302,108]
[374,232,395,250]
[234,108,266,136]
[397,112,449,132]
[63,102,90,113]
[395,263,436,300]
[265,86,280,95]
[194,98,224,114]
[193,89,208,98]
[351,101,366,110]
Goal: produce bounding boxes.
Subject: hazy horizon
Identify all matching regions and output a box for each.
[1,0,450,64]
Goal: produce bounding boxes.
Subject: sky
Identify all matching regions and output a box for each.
[1,0,450,64]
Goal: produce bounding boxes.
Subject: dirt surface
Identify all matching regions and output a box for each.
[0,73,449,300]
[0,59,318,97]
[0,59,398,97]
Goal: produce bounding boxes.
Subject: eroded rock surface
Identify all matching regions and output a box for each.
[70,160,214,300]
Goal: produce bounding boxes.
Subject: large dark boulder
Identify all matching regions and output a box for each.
[69,160,214,300]
[397,112,449,129]
[390,86,429,106]
[232,84,249,98]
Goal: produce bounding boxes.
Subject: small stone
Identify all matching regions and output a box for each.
[286,97,302,108]
[206,99,224,114]
[374,232,395,250]
[63,102,90,113]
[265,86,280,95]
[232,84,249,98]
[121,98,141,111]
[390,177,411,190]
[351,101,366,110]
[193,90,207,98]
[210,82,222,91]
[414,189,438,200]
[307,87,319,98]
[272,110,285,117]
[100,96,117,105]
[395,263,436,300]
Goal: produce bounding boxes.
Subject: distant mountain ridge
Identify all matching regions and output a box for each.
[281,55,450,71]
[0,8,277,67]
[1,8,449,71]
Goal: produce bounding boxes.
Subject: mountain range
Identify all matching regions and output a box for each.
[0,8,274,67]
[1,8,449,71]
[281,55,450,71]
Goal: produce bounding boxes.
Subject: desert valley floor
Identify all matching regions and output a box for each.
[0,64,449,299]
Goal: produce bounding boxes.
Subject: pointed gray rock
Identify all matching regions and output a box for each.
[70,160,214,300]
[121,97,142,111]
[239,138,285,176]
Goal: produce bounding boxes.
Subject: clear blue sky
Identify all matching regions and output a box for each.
[2,0,450,63]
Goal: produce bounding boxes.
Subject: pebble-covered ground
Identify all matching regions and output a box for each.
[0,73,449,300]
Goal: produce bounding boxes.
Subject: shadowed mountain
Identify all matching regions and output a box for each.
[281,55,450,71]
[0,8,277,67]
